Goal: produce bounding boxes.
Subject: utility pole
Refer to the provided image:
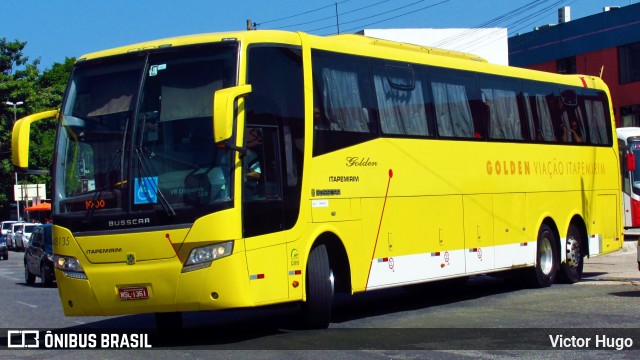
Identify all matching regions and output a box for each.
[5,100,25,221]
[246,19,255,31]
[15,172,21,221]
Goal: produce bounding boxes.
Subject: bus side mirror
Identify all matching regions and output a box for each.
[12,110,59,171]
[213,85,252,143]
[626,152,636,172]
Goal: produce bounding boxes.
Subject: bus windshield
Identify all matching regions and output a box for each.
[54,44,238,225]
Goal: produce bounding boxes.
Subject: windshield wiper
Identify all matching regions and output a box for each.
[135,147,176,216]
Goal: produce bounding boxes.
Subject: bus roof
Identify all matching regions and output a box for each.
[76,30,486,63]
[75,30,279,62]
[75,29,606,91]
[328,34,487,63]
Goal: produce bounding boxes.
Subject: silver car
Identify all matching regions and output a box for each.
[15,223,40,251]
[1,220,19,250]
[5,222,25,250]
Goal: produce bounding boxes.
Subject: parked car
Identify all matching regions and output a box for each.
[6,222,25,250]
[24,224,55,286]
[14,223,40,251]
[0,236,7,260]
[1,220,19,250]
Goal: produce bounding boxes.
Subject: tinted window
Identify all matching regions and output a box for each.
[308,49,612,148]
[244,45,304,237]
[428,68,481,139]
[580,90,611,145]
[372,61,431,137]
[522,83,557,142]
[312,50,379,156]
[478,75,527,141]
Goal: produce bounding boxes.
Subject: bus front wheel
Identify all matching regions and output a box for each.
[527,224,558,287]
[302,244,334,329]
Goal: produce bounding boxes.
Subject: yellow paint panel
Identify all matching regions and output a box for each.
[370,195,465,258]
[287,243,303,300]
[245,244,289,304]
[463,195,494,272]
[493,193,527,247]
[312,198,354,222]
[596,194,622,254]
[76,228,189,263]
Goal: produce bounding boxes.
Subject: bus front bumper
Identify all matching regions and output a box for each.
[56,252,253,316]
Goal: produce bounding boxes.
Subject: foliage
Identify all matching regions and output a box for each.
[0,38,74,219]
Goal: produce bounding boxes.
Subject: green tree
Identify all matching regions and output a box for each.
[0,38,74,219]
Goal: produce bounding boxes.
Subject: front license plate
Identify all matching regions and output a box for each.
[118,287,149,301]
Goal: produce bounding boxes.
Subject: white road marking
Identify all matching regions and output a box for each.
[17,301,37,308]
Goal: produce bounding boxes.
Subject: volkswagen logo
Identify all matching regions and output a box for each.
[126,253,136,265]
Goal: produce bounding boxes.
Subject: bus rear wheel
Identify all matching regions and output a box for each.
[558,224,584,283]
[302,244,334,329]
[527,224,557,288]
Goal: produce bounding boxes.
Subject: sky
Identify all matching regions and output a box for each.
[1,0,637,70]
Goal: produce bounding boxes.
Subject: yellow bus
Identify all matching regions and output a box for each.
[12,30,622,330]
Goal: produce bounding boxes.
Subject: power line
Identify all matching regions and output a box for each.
[256,0,448,35]
[432,0,561,48]
[468,0,576,54]
[256,0,351,27]
[505,0,579,55]
[255,0,577,47]
[308,0,447,34]
[431,0,575,55]
[346,0,451,31]
[269,0,391,30]
[340,0,450,34]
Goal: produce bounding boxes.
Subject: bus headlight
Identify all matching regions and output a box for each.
[182,241,233,273]
[53,255,88,280]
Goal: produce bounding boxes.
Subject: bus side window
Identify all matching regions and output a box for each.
[312,50,379,156]
[431,81,475,138]
[373,62,430,137]
[582,91,611,145]
[478,75,524,141]
[319,68,370,133]
[556,90,586,144]
[522,91,555,142]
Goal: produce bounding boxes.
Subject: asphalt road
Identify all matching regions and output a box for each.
[0,238,639,359]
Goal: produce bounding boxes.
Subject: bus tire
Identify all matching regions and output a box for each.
[527,224,557,288]
[557,224,584,283]
[302,244,334,329]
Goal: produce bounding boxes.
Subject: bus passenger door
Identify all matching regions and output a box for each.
[242,125,289,303]
[242,45,305,304]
